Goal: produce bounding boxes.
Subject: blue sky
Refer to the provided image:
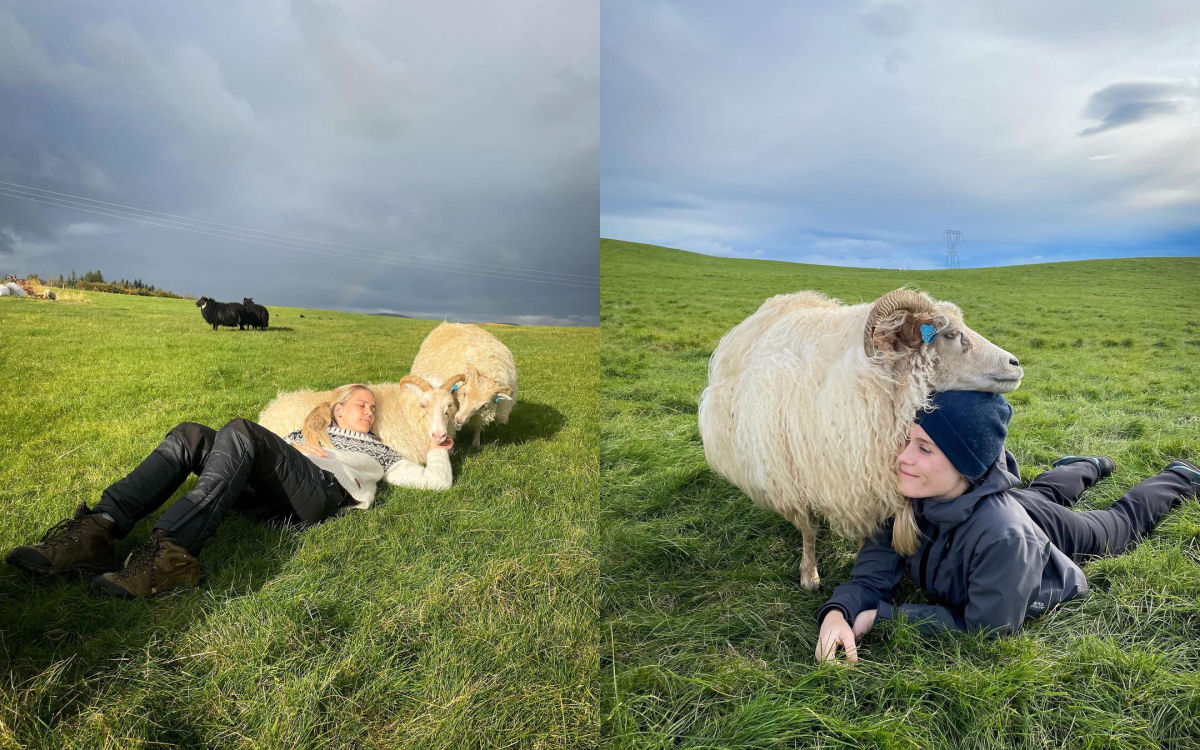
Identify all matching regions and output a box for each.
[601,1,1200,269]
[1,1,598,325]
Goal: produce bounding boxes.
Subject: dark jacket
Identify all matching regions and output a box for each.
[818,451,1089,635]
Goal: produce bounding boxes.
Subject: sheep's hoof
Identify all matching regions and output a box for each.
[799,572,820,592]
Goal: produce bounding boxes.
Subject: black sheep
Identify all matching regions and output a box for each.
[196,296,246,331]
[241,297,270,330]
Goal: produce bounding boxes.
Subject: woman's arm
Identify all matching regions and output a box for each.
[384,447,453,491]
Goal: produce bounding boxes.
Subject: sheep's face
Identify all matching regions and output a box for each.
[415,388,457,447]
[925,304,1023,393]
[195,296,209,308]
[452,382,513,429]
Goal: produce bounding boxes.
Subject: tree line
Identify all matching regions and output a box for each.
[32,270,184,298]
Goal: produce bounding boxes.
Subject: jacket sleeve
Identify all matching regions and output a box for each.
[817,531,906,625]
[383,449,453,491]
[878,531,1046,636]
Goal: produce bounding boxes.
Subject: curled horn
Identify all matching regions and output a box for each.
[398,374,432,392]
[863,289,934,356]
[442,373,467,391]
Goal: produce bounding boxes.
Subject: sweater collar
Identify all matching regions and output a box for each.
[913,450,1021,530]
[327,425,382,442]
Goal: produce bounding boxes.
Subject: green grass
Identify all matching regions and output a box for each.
[599,239,1200,749]
[0,292,601,748]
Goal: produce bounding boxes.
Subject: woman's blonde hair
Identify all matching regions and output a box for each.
[301,383,374,447]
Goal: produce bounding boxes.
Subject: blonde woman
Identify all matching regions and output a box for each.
[7,385,453,598]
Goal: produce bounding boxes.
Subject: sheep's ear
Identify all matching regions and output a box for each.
[494,387,514,402]
[443,373,467,392]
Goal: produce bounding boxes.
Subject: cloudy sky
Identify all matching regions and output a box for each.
[602,1,1200,269]
[1,1,598,325]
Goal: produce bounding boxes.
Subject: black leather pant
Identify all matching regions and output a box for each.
[1015,461,1199,561]
[94,419,349,553]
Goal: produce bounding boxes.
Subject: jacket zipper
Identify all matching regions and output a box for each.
[918,524,939,593]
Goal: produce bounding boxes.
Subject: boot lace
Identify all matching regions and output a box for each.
[38,517,87,544]
[113,537,165,581]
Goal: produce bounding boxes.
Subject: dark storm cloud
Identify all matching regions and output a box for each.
[0,2,598,324]
[1078,81,1194,136]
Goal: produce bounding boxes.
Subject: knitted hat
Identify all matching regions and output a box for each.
[915,391,1012,480]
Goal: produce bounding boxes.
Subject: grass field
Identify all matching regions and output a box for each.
[0,292,601,748]
[599,239,1200,749]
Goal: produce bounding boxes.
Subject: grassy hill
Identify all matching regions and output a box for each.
[0,292,601,748]
[600,239,1200,749]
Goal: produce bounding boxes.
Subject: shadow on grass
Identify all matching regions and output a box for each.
[477,400,566,449]
[0,510,302,706]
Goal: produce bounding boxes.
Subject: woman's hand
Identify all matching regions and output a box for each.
[294,443,328,458]
[816,610,859,663]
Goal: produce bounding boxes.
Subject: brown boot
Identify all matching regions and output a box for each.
[90,531,201,598]
[6,502,118,577]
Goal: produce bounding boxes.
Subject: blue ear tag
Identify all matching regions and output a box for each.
[920,324,938,344]
[451,383,459,392]
[493,395,501,404]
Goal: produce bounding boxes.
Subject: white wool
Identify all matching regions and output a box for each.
[410,323,517,444]
[698,288,1020,586]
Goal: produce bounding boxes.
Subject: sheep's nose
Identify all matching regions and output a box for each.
[1009,356,1020,367]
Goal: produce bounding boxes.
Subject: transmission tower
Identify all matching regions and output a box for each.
[944,230,962,269]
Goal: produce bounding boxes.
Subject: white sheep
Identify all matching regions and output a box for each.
[697,288,1023,590]
[410,322,516,449]
[258,374,465,464]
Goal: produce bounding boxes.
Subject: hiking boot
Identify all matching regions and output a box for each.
[1165,459,1200,488]
[90,531,200,598]
[1052,455,1115,478]
[5,502,117,577]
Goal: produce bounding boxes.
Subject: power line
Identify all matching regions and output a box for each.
[0,180,599,289]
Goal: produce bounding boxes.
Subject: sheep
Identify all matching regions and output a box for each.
[257,374,466,465]
[196,296,245,331]
[697,288,1023,590]
[241,298,270,330]
[410,322,516,449]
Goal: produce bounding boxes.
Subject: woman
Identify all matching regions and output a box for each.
[6,384,453,598]
[815,390,1200,662]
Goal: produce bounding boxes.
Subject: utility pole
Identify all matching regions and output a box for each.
[944,230,962,269]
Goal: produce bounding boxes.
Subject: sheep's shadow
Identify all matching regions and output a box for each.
[0,508,304,698]
[479,400,566,448]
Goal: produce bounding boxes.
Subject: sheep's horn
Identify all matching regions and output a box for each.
[442,373,467,391]
[495,386,514,396]
[398,374,432,392]
[864,289,933,355]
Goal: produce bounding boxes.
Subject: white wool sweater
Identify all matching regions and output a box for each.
[285,426,452,509]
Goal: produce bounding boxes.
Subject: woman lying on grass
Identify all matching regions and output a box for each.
[7,384,454,598]
[816,390,1200,662]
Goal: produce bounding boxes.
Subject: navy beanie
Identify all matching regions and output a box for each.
[914,391,1012,480]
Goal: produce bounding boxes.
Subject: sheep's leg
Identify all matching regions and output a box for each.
[782,507,821,591]
[798,517,821,591]
[471,425,481,450]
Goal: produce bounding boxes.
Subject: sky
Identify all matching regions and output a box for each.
[0,1,599,325]
[601,0,1200,270]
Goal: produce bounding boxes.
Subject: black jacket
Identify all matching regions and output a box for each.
[818,451,1089,635]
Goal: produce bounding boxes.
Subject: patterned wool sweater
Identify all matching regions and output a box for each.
[285,426,452,509]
